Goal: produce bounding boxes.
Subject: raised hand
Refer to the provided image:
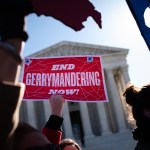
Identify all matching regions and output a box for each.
[49,95,65,117]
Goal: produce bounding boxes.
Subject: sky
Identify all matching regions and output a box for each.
[23,0,150,87]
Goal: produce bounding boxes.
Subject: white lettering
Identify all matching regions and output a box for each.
[51,64,75,70]
[31,73,36,86]
[66,89,77,95]
[36,73,41,86]
[42,73,47,86]
[67,64,75,70]
[48,89,79,95]
[51,64,59,70]
[95,72,100,85]
[48,89,58,94]
[25,72,101,87]
[26,73,31,85]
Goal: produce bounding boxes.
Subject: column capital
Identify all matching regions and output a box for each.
[120,65,129,72]
[119,65,130,84]
[105,67,113,72]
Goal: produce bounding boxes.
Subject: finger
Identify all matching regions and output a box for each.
[91,10,102,29]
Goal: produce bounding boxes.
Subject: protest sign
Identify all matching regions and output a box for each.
[22,56,108,102]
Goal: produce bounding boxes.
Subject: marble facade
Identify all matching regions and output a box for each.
[20,41,131,142]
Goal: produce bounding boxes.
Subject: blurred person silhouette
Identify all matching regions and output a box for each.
[13,122,57,150]
[0,81,25,150]
[123,82,150,150]
[59,138,81,150]
[2,94,64,150]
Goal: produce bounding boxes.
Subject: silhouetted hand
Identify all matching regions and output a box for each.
[31,0,102,31]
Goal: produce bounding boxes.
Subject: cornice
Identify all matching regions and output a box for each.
[28,41,129,69]
[29,41,129,57]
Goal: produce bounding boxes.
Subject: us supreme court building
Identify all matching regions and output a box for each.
[20,41,131,145]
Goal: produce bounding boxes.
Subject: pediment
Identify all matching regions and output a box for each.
[29,41,129,57]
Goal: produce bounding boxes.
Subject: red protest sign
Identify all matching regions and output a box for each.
[22,56,108,102]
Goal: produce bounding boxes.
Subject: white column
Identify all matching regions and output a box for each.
[43,100,52,121]
[79,102,94,139]
[63,102,74,138]
[96,103,111,135]
[26,101,37,128]
[115,76,130,128]
[120,66,130,85]
[106,69,127,131]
